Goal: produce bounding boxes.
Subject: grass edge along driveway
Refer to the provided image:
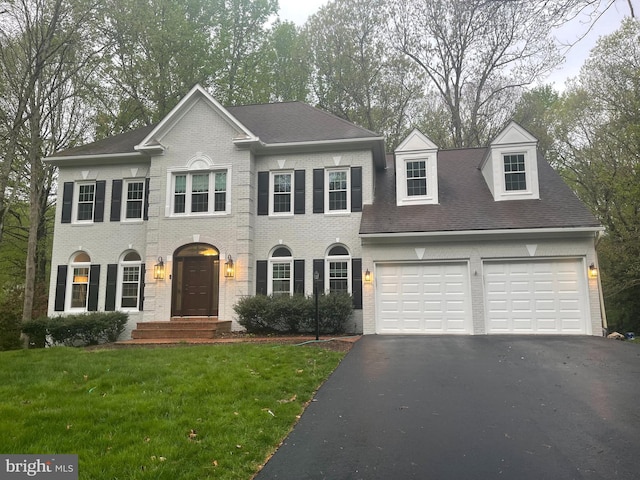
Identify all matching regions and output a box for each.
[0,343,346,479]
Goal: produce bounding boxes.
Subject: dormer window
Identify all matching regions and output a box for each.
[504,154,526,191]
[407,160,427,196]
[481,121,540,201]
[395,129,439,206]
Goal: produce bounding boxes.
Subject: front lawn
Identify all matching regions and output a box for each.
[0,344,345,479]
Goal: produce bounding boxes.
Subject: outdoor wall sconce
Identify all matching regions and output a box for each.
[225,254,235,278]
[154,257,165,280]
[364,269,372,283]
[588,263,598,278]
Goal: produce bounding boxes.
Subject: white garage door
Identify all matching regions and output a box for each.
[484,259,588,334]
[376,263,471,334]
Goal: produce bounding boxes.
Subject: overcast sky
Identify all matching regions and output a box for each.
[277,0,632,89]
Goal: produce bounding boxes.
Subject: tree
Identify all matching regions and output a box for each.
[513,85,563,166]
[0,0,101,324]
[385,0,611,148]
[553,19,640,331]
[303,0,424,148]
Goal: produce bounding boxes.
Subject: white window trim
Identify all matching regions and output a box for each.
[395,154,438,206]
[117,257,142,312]
[501,151,531,195]
[121,179,145,222]
[269,171,294,216]
[166,165,232,217]
[325,168,350,214]
[66,256,91,312]
[268,249,294,296]
[325,246,352,295]
[73,181,96,224]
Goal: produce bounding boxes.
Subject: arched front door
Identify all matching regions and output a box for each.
[172,243,219,317]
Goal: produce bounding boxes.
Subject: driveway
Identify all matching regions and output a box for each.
[256,336,640,479]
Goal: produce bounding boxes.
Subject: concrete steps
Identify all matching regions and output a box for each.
[130,318,232,341]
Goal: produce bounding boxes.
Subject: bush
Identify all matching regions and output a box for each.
[22,312,128,347]
[21,317,49,348]
[0,311,22,351]
[234,294,352,335]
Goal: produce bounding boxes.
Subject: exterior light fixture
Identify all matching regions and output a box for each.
[588,263,598,278]
[154,257,165,280]
[364,269,372,283]
[225,255,235,278]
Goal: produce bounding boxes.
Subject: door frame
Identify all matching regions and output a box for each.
[171,243,220,317]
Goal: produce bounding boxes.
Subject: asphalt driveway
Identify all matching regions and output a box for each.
[256,336,640,479]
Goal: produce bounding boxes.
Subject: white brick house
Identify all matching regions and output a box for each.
[45,85,605,338]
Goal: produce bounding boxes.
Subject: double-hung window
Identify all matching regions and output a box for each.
[171,171,228,215]
[124,180,145,220]
[326,245,351,294]
[69,252,91,309]
[119,251,141,309]
[76,183,95,221]
[504,154,527,191]
[269,247,293,296]
[271,172,292,215]
[406,160,427,196]
[326,169,349,212]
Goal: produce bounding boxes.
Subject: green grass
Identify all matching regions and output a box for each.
[0,344,345,479]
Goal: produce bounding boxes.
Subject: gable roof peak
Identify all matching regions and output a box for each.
[396,129,438,152]
[491,120,538,146]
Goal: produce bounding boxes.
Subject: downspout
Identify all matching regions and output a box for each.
[594,231,608,335]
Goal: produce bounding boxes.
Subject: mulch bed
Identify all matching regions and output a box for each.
[89,333,360,353]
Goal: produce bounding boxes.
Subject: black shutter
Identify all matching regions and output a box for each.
[110,180,122,222]
[351,167,362,212]
[294,170,305,214]
[313,169,324,213]
[143,178,150,220]
[139,263,145,311]
[257,172,269,215]
[313,259,324,293]
[352,258,363,309]
[294,259,305,294]
[87,264,100,311]
[105,264,118,311]
[54,265,68,311]
[94,180,106,222]
[256,260,268,295]
[61,182,73,223]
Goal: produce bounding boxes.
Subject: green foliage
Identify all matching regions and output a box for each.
[20,317,49,348]
[22,312,128,347]
[234,294,353,335]
[0,344,345,479]
[0,311,22,351]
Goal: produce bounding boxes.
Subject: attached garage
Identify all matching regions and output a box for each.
[376,262,471,334]
[484,259,590,335]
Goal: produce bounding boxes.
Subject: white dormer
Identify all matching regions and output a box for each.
[395,129,439,206]
[481,121,539,201]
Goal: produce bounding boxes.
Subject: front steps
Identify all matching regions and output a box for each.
[129,317,232,342]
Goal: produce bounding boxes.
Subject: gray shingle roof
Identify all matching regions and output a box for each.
[53,124,156,157]
[226,102,380,144]
[360,149,601,234]
[51,102,380,159]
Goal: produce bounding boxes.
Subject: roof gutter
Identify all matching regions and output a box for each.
[360,226,604,240]
[43,151,147,165]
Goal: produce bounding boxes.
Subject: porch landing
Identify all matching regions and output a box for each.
[125,317,232,343]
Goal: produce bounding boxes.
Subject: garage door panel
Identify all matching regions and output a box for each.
[485,259,587,335]
[377,263,471,334]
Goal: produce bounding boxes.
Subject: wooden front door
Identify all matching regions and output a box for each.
[172,245,220,317]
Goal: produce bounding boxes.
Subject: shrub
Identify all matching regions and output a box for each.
[21,317,49,348]
[0,311,22,351]
[22,312,128,347]
[234,294,352,335]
